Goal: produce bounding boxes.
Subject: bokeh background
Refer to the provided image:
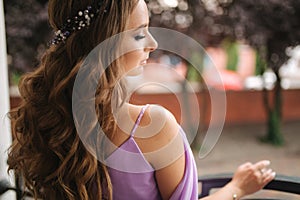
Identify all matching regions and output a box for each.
[1,0,300,199]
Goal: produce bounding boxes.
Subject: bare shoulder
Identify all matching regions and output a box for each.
[136,104,179,140]
[134,104,184,168]
[126,103,177,125]
[147,104,177,124]
[148,104,179,136]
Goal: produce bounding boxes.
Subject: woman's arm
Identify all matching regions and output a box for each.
[155,154,185,199]
[135,105,186,200]
[135,105,275,200]
[201,160,276,200]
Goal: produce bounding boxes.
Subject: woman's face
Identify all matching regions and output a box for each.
[121,0,158,76]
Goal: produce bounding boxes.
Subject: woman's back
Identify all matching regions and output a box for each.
[106,104,198,200]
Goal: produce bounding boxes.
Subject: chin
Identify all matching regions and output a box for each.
[126,66,144,76]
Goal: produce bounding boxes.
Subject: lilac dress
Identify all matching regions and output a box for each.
[105,105,198,200]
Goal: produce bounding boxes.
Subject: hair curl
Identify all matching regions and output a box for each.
[7,0,138,199]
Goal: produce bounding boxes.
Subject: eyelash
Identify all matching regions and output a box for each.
[134,35,146,41]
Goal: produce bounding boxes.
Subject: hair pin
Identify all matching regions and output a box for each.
[50,1,106,45]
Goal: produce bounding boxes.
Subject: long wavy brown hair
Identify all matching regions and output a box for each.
[7,0,138,199]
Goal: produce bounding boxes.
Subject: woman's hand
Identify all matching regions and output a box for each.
[227,160,276,197]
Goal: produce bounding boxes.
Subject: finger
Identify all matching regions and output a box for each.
[261,169,272,180]
[254,160,271,170]
[239,162,253,169]
[262,169,275,180]
[262,169,276,185]
[263,169,273,176]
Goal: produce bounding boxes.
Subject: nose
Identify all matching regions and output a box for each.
[145,32,158,52]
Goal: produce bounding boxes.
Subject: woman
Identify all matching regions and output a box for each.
[8,0,275,199]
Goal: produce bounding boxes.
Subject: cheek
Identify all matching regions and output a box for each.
[123,50,144,71]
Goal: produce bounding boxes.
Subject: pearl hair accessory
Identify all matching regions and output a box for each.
[50,1,107,45]
[233,194,238,200]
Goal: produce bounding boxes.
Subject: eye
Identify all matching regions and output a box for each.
[134,35,146,41]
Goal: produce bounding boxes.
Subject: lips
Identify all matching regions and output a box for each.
[140,60,147,65]
[140,58,148,65]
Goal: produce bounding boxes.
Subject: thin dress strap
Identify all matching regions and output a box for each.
[130,104,149,136]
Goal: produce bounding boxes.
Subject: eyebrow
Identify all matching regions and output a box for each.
[134,23,148,31]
